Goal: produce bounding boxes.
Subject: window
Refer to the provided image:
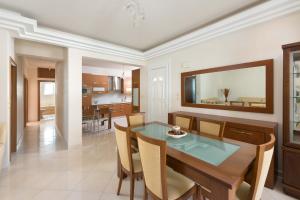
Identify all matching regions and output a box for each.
[43,82,55,95]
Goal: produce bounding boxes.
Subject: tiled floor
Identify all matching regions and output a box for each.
[0,117,297,200]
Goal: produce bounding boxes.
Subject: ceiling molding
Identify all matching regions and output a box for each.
[0,9,145,61]
[0,0,299,61]
[144,0,300,60]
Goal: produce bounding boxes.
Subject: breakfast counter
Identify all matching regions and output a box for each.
[97,102,132,117]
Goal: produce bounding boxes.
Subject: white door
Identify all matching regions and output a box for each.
[148,66,168,123]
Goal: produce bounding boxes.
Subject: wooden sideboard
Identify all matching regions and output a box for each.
[168,111,278,189]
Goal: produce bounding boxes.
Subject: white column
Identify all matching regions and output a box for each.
[65,48,82,147]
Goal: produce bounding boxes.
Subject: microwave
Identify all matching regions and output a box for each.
[82,87,92,94]
[93,87,106,92]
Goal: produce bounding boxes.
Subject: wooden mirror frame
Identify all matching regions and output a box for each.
[181,59,274,113]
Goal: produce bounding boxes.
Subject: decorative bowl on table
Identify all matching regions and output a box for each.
[167,126,187,138]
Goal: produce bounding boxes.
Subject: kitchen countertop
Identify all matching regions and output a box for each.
[93,101,132,105]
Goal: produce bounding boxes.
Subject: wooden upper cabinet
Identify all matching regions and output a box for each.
[82,73,93,86]
[91,75,108,87]
[82,73,109,91]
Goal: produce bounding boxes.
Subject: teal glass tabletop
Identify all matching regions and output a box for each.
[131,122,240,166]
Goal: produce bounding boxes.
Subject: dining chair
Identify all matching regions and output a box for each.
[199,134,275,200]
[126,112,145,152]
[136,132,197,200]
[174,114,193,130]
[126,112,145,127]
[0,124,6,174]
[82,106,93,131]
[249,102,266,108]
[235,133,275,200]
[114,123,143,200]
[198,119,226,138]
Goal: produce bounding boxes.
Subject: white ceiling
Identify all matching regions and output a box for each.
[82,57,139,70]
[0,0,263,51]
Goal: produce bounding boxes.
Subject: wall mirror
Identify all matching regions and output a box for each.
[181,59,273,113]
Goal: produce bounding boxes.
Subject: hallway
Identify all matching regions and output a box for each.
[18,120,66,154]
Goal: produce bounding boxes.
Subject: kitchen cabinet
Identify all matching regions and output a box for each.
[82,95,92,108]
[99,103,132,117]
[82,73,109,92]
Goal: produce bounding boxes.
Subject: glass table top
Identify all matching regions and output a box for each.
[131,123,240,166]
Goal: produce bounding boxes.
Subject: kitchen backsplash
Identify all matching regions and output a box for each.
[92,92,132,105]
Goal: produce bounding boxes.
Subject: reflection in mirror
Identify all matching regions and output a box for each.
[184,66,266,108]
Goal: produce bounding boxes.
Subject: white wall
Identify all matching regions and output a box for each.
[15,39,65,60]
[55,60,67,141]
[0,29,14,168]
[16,56,24,148]
[25,67,39,121]
[145,11,300,172]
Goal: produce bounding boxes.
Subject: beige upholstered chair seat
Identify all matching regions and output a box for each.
[236,182,251,200]
[132,153,142,173]
[167,167,195,200]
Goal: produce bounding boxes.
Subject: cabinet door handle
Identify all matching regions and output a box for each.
[231,129,253,135]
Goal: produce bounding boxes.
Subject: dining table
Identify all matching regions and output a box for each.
[127,121,257,200]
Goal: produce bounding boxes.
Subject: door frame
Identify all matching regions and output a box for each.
[24,77,28,127]
[10,57,17,154]
[147,61,170,122]
[38,80,55,121]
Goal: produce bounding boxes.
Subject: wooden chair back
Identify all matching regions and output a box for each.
[230,101,245,106]
[114,123,134,174]
[198,119,225,138]
[174,114,193,130]
[126,112,145,127]
[137,132,168,199]
[249,102,266,108]
[249,133,275,200]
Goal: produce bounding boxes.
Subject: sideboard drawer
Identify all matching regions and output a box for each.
[224,123,265,145]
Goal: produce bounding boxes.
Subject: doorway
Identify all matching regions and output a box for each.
[10,58,17,154]
[148,65,169,123]
[38,81,56,121]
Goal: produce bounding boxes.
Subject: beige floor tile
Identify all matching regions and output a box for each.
[45,171,86,190]
[100,193,142,200]
[32,190,71,200]
[66,191,102,200]
[72,171,114,192]
[0,186,40,200]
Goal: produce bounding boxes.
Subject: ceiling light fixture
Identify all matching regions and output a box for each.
[124,0,145,27]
